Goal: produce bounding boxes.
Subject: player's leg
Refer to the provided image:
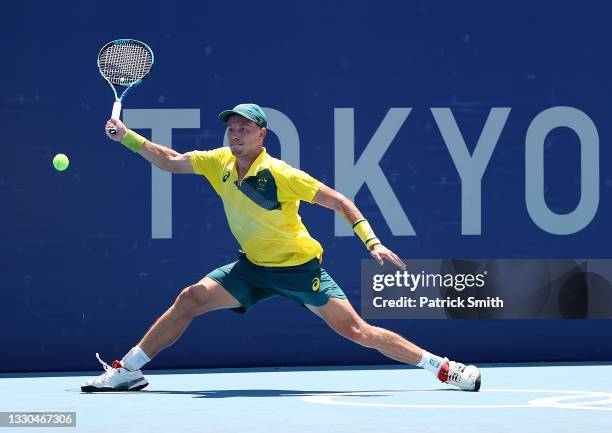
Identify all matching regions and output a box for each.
[306,297,423,363]
[135,277,241,360]
[81,277,240,392]
[306,297,481,391]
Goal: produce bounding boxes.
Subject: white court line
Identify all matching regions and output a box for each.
[302,388,612,411]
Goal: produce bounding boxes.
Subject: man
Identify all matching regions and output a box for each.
[82,103,481,392]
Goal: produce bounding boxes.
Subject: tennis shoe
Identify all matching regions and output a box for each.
[437,358,481,392]
[81,353,148,392]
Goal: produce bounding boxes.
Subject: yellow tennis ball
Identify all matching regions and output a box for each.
[53,154,69,171]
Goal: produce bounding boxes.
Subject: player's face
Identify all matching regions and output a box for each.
[226,115,265,158]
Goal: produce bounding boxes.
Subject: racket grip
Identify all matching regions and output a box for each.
[109,101,122,135]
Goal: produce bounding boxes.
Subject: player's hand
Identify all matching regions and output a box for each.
[105,119,128,141]
[370,244,406,270]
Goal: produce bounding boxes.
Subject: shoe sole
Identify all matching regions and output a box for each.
[472,372,482,392]
[81,381,149,393]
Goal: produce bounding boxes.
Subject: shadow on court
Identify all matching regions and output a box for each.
[75,388,459,397]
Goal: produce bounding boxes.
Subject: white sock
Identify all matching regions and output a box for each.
[121,346,151,371]
[417,350,445,375]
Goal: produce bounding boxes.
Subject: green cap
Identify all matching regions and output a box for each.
[218,103,267,128]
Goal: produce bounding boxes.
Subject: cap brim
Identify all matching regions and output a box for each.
[218,109,264,126]
[218,109,237,123]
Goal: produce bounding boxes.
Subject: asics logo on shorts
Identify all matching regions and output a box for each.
[312,277,320,292]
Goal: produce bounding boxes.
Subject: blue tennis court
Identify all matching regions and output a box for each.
[1,363,610,432]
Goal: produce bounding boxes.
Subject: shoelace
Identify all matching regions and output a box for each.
[447,362,466,383]
[95,353,113,372]
[94,353,124,384]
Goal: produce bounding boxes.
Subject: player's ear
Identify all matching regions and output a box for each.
[260,127,267,139]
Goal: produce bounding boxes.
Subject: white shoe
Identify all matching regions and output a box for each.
[437,359,481,392]
[81,353,149,392]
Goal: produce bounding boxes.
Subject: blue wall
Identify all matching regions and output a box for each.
[2,0,612,372]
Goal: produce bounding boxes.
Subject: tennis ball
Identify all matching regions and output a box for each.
[53,153,69,171]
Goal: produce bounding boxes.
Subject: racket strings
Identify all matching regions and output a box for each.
[99,42,153,85]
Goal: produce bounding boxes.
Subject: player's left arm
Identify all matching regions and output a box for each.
[312,184,406,270]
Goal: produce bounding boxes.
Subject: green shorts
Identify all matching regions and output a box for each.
[206,251,347,313]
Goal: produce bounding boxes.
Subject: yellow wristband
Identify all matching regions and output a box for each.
[121,129,146,153]
[352,219,381,250]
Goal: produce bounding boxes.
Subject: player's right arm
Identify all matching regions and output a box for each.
[105,119,194,174]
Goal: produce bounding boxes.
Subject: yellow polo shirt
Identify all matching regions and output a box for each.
[190,147,324,267]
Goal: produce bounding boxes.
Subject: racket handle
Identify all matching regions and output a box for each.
[109,101,122,135]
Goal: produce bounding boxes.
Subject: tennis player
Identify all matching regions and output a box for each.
[82,104,481,392]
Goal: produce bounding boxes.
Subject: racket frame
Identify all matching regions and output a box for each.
[97,39,154,133]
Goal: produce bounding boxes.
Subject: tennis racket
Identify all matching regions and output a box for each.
[98,39,154,134]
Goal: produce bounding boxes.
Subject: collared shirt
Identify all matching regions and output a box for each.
[190,147,324,267]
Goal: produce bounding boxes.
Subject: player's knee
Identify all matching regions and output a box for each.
[337,320,374,347]
[174,284,208,316]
